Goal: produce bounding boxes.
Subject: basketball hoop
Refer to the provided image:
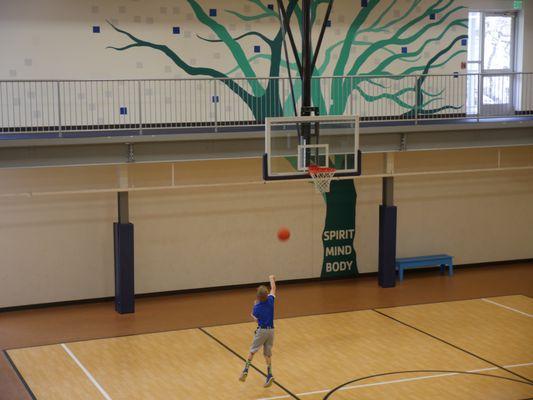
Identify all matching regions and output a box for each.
[308,164,336,194]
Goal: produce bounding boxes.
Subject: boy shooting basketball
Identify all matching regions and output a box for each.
[239,274,276,388]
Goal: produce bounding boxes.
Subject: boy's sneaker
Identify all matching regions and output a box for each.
[239,370,248,382]
[264,374,274,388]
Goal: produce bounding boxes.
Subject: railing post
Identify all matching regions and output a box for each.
[282,78,285,116]
[213,79,218,132]
[56,81,62,137]
[138,81,143,135]
[414,76,418,125]
[350,76,355,116]
[477,73,482,122]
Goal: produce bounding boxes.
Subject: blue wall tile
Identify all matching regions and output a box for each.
[173,26,180,34]
[209,8,217,17]
[254,45,261,53]
[361,0,368,7]
[461,38,467,46]
[401,47,408,54]
[429,13,436,20]
[120,107,128,115]
[92,26,100,33]
[212,96,219,103]
[326,20,332,27]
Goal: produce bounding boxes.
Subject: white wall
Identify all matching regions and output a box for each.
[0,0,469,80]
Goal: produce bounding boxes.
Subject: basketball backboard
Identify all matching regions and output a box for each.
[263,115,361,180]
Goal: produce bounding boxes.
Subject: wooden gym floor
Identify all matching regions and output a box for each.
[1,262,532,400]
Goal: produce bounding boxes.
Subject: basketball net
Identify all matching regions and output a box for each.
[308,165,336,194]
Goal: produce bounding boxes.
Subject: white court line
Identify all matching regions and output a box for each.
[61,343,112,400]
[256,362,533,400]
[505,362,533,368]
[481,298,533,318]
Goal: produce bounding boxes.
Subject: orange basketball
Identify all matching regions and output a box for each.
[277,227,290,241]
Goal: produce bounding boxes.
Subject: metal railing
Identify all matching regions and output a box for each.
[0,73,531,135]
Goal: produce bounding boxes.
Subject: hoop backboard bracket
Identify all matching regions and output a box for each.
[297,144,329,171]
[263,115,361,181]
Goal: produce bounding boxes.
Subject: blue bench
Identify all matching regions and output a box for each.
[395,254,453,281]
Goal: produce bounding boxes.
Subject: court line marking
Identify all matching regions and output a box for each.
[482,298,533,318]
[61,343,112,400]
[198,328,301,400]
[2,350,37,400]
[373,309,533,384]
[256,363,533,400]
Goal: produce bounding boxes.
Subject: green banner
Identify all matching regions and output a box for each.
[320,179,358,278]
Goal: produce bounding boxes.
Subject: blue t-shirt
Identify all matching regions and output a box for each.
[253,294,275,328]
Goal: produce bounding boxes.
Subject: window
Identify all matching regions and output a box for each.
[467,11,516,116]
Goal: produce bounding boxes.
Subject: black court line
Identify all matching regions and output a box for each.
[2,350,37,400]
[322,369,533,399]
[373,309,533,384]
[199,327,301,400]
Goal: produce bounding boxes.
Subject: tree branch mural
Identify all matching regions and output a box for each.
[106,0,468,278]
[107,0,467,120]
[108,0,301,121]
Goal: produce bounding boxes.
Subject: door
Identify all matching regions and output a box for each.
[480,13,515,116]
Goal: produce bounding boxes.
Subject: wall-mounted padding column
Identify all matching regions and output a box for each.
[114,192,134,314]
[378,177,397,288]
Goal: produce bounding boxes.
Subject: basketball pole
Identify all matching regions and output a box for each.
[300,0,313,165]
[301,0,312,120]
[300,0,334,119]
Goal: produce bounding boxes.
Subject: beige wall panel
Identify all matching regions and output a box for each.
[395,170,533,263]
[361,152,385,175]
[0,154,532,307]
[353,178,382,273]
[395,148,500,174]
[500,146,533,168]
[0,193,115,307]
[128,162,173,188]
[0,165,118,194]
[171,158,262,185]
[131,182,320,293]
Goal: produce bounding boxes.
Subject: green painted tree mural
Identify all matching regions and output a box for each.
[107,0,468,120]
[106,0,468,278]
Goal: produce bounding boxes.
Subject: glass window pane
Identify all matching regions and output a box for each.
[467,74,479,115]
[483,16,512,70]
[483,76,510,104]
[467,62,480,73]
[468,12,481,62]
[466,64,480,114]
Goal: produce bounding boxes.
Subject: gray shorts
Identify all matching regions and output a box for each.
[249,328,275,356]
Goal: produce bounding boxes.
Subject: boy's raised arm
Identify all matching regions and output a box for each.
[269,275,276,297]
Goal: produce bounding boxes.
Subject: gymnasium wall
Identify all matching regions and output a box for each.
[0,148,532,308]
[0,0,532,308]
[2,0,530,81]
[0,0,473,79]
[1,0,530,75]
